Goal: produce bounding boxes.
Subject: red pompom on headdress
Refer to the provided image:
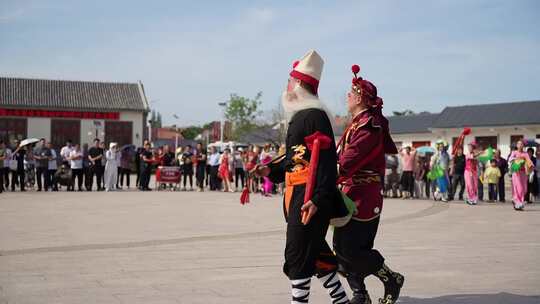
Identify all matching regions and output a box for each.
[351,64,362,87]
[293,60,300,69]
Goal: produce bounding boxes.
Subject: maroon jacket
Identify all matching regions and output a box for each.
[337,108,397,221]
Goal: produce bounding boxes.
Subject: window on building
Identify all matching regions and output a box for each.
[0,118,27,146]
[510,135,524,148]
[105,121,133,146]
[412,141,431,148]
[474,136,497,150]
[51,119,81,148]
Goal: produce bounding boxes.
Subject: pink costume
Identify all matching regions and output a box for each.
[261,155,273,195]
[508,151,533,206]
[400,151,416,172]
[464,153,478,202]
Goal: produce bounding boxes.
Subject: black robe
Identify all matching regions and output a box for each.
[267,108,344,279]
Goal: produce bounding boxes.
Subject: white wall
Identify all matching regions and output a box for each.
[431,125,540,157]
[119,111,144,147]
[27,118,51,141]
[80,119,104,146]
[391,132,438,148]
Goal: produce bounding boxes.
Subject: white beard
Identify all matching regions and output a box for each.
[281,85,335,132]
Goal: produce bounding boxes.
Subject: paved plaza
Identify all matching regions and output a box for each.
[0,189,539,304]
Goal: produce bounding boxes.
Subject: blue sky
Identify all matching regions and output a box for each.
[1,0,539,126]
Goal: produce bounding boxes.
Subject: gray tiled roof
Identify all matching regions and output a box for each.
[387,100,540,134]
[432,100,540,128]
[388,113,439,134]
[0,77,149,112]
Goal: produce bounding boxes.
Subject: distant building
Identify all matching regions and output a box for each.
[387,100,540,156]
[0,77,150,147]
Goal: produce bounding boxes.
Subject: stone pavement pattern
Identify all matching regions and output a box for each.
[0,190,539,304]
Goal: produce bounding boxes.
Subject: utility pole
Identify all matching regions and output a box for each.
[218,101,227,143]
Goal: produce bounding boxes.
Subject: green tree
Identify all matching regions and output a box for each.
[182,126,203,140]
[224,92,263,140]
[156,112,163,128]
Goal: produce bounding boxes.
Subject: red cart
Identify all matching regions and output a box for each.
[155,166,181,190]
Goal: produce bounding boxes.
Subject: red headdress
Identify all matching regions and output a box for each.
[351,65,382,108]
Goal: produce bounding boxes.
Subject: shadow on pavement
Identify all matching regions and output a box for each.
[399,292,540,304]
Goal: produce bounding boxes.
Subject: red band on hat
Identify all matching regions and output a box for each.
[290,70,319,94]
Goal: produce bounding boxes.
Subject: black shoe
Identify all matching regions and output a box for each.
[374,264,404,304]
[347,275,372,304]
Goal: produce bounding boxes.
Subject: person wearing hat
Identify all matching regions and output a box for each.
[431,140,450,202]
[253,50,350,304]
[464,142,481,205]
[334,65,404,304]
[104,142,119,191]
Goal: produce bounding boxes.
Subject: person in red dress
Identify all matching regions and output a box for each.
[334,65,404,304]
[219,148,233,192]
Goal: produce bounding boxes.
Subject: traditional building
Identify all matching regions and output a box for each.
[0,77,150,147]
[388,100,540,156]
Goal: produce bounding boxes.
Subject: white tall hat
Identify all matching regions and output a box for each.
[290,50,324,94]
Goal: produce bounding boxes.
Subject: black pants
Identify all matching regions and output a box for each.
[478,178,484,201]
[196,165,205,189]
[48,169,58,191]
[333,217,384,279]
[183,166,193,188]
[135,162,141,187]
[284,218,337,279]
[70,168,83,190]
[526,173,538,203]
[0,168,3,192]
[36,167,47,191]
[488,183,498,201]
[235,168,245,189]
[140,165,151,189]
[88,165,103,190]
[209,165,220,190]
[11,170,25,191]
[451,174,465,200]
[498,174,506,201]
[400,171,414,194]
[3,167,9,189]
[119,168,131,187]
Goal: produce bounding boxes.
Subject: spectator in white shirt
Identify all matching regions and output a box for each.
[69,144,84,191]
[60,140,74,165]
[208,146,221,190]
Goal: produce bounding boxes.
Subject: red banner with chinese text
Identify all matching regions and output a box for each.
[0,108,120,120]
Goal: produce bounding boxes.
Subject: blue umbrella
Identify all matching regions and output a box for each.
[416,146,436,154]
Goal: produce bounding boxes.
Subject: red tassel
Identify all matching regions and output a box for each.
[240,187,250,205]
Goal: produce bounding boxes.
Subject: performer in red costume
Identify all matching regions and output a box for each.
[254,50,349,304]
[334,65,405,304]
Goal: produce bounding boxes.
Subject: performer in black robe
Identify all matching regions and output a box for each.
[255,50,349,304]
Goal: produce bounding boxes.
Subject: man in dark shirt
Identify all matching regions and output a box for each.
[450,147,466,201]
[33,138,51,191]
[11,141,26,191]
[494,149,508,202]
[88,138,104,191]
[181,145,194,190]
[160,145,175,166]
[139,142,154,191]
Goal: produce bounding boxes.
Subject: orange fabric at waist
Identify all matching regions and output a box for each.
[284,168,309,215]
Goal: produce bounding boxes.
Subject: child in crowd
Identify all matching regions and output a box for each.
[484,159,501,202]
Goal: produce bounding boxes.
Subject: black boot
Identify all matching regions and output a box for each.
[347,275,372,304]
[374,264,404,304]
